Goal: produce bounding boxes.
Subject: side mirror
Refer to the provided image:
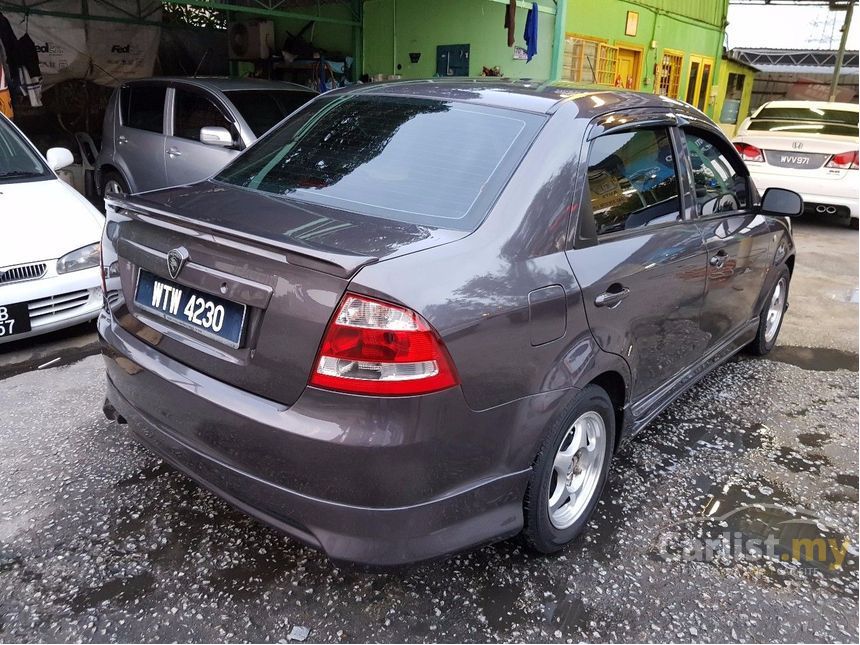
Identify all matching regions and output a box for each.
[760,187,803,218]
[46,147,74,171]
[199,126,234,148]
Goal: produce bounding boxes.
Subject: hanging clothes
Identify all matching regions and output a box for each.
[0,12,18,107]
[0,64,13,119]
[15,32,42,107]
[523,2,538,62]
[504,0,516,48]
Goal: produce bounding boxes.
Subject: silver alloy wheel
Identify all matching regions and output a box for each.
[548,410,606,530]
[104,179,123,195]
[764,277,787,343]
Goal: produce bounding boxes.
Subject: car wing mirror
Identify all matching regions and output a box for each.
[760,187,803,217]
[46,147,74,171]
[199,126,234,148]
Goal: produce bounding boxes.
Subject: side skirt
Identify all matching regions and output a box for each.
[620,318,760,444]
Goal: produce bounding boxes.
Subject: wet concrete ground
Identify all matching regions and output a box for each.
[0,220,857,643]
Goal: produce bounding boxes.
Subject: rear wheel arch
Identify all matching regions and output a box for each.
[587,370,626,451]
[98,164,131,196]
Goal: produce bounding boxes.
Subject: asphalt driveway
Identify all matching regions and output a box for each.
[0,219,857,643]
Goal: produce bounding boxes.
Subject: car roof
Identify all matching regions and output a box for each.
[126,76,315,93]
[759,99,859,112]
[324,78,703,120]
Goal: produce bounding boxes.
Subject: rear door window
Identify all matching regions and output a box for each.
[121,85,166,133]
[684,130,749,216]
[585,128,682,236]
[215,95,544,231]
[224,90,316,137]
[173,89,236,143]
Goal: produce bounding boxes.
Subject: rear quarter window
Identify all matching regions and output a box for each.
[215,95,544,231]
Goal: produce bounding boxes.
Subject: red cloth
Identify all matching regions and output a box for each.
[504,0,516,47]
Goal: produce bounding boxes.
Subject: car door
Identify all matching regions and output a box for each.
[679,127,774,348]
[116,83,168,191]
[566,117,711,401]
[164,86,242,187]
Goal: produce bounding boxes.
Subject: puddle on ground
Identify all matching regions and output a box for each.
[796,432,831,448]
[772,446,831,474]
[767,345,859,372]
[545,592,594,639]
[70,571,156,612]
[648,478,858,597]
[836,473,859,489]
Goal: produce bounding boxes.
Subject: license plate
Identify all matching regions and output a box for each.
[134,270,247,348]
[0,302,31,338]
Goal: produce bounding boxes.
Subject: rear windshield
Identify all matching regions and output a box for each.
[214,95,544,230]
[749,106,859,137]
[223,89,316,137]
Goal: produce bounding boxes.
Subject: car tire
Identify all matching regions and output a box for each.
[748,266,790,356]
[100,171,129,198]
[522,385,615,554]
[849,218,858,230]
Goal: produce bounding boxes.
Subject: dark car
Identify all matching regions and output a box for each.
[98,79,801,566]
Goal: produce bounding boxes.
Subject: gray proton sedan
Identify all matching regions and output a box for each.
[99,79,801,566]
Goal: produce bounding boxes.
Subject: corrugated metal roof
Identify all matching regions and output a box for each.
[755,65,859,78]
[731,48,860,68]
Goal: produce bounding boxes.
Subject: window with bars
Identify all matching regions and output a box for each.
[657,51,683,98]
[596,44,618,85]
[563,36,618,85]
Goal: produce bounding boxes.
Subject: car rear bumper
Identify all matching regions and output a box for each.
[98,311,546,566]
[749,169,859,218]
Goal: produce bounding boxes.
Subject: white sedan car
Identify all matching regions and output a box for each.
[1,113,104,344]
[733,100,859,228]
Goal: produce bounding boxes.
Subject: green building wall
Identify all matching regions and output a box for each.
[563,0,728,116]
[253,0,735,121]
[363,0,556,80]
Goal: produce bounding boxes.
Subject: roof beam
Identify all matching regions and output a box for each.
[161,0,361,25]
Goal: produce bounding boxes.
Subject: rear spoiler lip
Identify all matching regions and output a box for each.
[105,194,379,280]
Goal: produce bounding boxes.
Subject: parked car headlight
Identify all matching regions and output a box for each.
[57,243,100,274]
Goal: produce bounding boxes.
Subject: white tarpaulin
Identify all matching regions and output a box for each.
[7,0,161,88]
[86,20,161,86]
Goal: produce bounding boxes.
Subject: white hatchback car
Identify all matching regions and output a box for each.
[0,114,104,344]
[733,100,859,228]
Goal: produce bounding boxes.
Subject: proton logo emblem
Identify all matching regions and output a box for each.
[792,141,804,150]
[167,247,189,280]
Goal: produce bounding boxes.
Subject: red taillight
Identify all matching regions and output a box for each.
[826,150,859,170]
[734,142,764,163]
[309,293,459,396]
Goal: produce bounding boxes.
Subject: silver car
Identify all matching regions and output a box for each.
[95,77,316,196]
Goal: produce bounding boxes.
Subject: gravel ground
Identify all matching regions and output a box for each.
[0,350,856,643]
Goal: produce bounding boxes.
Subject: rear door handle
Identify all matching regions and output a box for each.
[710,250,728,267]
[594,286,630,308]
[167,147,182,158]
